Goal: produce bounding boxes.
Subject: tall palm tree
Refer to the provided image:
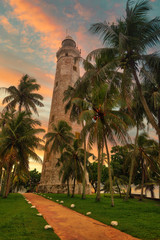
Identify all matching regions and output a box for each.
[89,0,160,137]
[1,74,44,114]
[125,87,145,200]
[64,82,90,199]
[81,82,132,205]
[0,111,44,197]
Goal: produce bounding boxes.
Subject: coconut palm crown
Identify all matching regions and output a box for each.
[1,74,44,115]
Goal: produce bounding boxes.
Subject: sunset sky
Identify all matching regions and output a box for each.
[0,0,159,172]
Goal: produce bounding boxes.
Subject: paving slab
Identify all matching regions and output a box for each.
[23,193,140,240]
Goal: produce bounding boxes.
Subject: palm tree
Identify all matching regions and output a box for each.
[1,74,44,114]
[64,82,90,199]
[57,139,91,197]
[125,87,145,200]
[81,82,132,205]
[136,133,159,200]
[0,111,44,197]
[44,120,74,155]
[89,0,160,137]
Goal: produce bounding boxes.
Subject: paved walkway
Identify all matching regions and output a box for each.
[23,193,140,240]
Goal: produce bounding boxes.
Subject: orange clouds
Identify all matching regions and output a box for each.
[0,67,22,87]
[39,85,53,98]
[0,16,18,34]
[8,0,64,51]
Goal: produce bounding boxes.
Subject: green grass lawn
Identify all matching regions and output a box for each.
[0,193,60,240]
[37,193,160,240]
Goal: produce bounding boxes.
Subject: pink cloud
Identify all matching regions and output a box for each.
[0,16,18,34]
[114,3,122,8]
[105,11,117,23]
[74,1,94,21]
[75,25,102,59]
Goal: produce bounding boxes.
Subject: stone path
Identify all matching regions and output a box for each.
[23,193,140,240]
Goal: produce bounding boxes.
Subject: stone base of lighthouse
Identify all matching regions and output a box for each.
[38,183,91,194]
[38,151,91,194]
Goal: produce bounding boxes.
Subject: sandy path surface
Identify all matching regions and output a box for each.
[23,193,140,240]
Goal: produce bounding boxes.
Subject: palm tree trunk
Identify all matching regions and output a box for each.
[19,102,22,112]
[10,165,16,192]
[67,179,70,196]
[104,136,114,207]
[71,178,76,198]
[125,124,139,200]
[96,144,101,202]
[0,168,5,196]
[3,165,12,198]
[132,69,160,136]
[140,158,144,201]
[116,181,121,198]
[82,121,87,199]
[150,185,155,199]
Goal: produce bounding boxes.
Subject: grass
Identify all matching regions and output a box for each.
[0,193,60,240]
[37,193,160,240]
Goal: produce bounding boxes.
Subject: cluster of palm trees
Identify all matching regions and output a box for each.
[46,0,160,206]
[44,120,93,198]
[0,74,44,198]
[111,132,159,201]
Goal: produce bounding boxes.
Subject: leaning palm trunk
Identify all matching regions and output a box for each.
[96,145,101,201]
[125,125,139,200]
[132,69,160,136]
[104,137,114,207]
[82,121,87,199]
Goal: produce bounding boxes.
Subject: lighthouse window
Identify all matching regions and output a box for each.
[73,66,77,71]
[55,81,58,87]
[65,53,68,56]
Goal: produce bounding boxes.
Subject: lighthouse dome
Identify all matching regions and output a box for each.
[62,35,76,48]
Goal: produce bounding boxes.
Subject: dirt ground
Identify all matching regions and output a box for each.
[23,193,140,240]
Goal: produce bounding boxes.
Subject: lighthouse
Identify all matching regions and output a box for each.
[39,36,91,194]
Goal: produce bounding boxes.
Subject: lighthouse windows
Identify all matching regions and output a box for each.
[73,66,77,72]
[65,53,68,56]
[55,81,58,87]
